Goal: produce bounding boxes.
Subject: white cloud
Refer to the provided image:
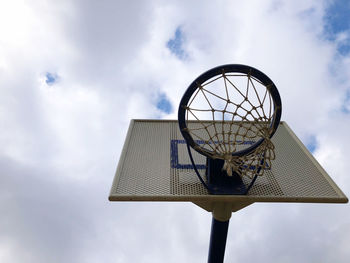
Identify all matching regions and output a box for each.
[0,0,349,262]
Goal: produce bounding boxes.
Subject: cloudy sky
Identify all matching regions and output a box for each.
[1,0,350,262]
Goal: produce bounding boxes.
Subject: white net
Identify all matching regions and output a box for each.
[184,72,278,178]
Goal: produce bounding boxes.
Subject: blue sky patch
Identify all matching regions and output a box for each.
[341,90,350,113]
[324,1,350,55]
[306,135,317,153]
[45,72,58,85]
[167,27,187,60]
[156,93,172,114]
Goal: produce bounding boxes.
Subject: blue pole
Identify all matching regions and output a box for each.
[207,216,230,263]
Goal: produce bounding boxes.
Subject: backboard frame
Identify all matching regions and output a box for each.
[109,119,348,211]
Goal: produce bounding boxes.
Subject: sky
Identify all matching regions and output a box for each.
[0,0,350,262]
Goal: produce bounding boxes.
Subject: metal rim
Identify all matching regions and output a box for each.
[178,64,282,158]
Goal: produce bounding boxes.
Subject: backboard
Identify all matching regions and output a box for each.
[109,119,348,211]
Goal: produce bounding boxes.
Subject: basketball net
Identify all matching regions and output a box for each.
[184,72,277,179]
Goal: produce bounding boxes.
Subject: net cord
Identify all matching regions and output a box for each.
[185,72,275,178]
[186,142,262,194]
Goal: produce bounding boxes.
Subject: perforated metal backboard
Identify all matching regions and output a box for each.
[109,120,348,210]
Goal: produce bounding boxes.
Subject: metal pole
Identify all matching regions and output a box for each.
[207,216,230,263]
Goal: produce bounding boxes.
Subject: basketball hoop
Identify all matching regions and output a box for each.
[178,64,282,194]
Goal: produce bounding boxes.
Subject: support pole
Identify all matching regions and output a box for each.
[207,217,229,263]
[206,202,252,262]
[208,202,232,263]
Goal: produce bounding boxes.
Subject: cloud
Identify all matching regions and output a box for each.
[0,0,349,262]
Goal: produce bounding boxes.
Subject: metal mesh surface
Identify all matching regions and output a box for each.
[109,120,347,204]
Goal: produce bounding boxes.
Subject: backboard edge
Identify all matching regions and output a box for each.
[108,119,135,200]
[109,194,348,203]
[282,122,348,202]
